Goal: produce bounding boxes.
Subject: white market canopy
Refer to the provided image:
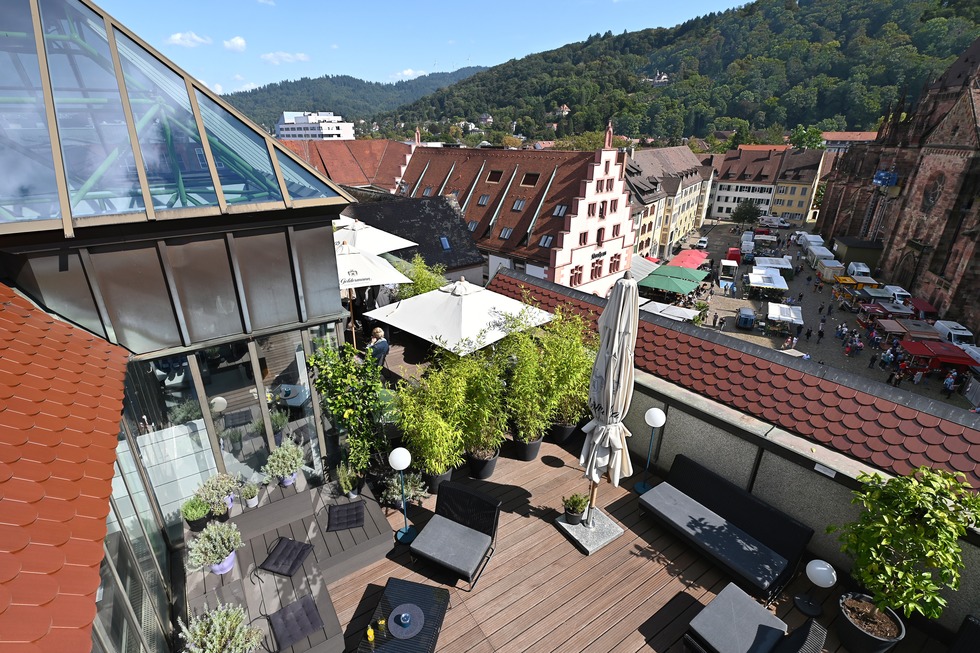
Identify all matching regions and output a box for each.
[754,257,793,270]
[768,302,804,325]
[637,299,700,322]
[747,272,789,291]
[363,278,552,355]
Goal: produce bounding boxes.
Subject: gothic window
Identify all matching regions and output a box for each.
[921,172,945,212]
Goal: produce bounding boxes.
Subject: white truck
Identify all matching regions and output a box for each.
[846,261,871,277]
[934,320,976,348]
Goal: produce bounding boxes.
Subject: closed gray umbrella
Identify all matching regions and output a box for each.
[580,271,639,527]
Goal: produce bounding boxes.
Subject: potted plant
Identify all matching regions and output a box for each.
[181,495,211,532]
[380,472,429,509]
[209,499,230,523]
[223,427,243,455]
[337,460,360,499]
[179,603,262,653]
[562,493,589,526]
[262,440,305,486]
[240,482,259,509]
[497,324,551,461]
[396,364,465,491]
[540,307,597,444]
[445,349,507,479]
[187,521,244,575]
[309,342,388,477]
[829,466,980,653]
[195,473,239,514]
[270,409,290,446]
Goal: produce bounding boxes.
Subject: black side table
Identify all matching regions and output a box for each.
[357,578,450,653]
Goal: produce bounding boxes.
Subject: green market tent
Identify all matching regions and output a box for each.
[652,266,709,283]
[637,274,698,295]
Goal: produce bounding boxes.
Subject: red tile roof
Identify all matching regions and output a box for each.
[821,131,878,142]
[0,284,129,652]
[281,139,411,191]
[487,269,980,488]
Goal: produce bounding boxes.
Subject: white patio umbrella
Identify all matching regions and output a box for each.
[333,219,417,256]
[363,277,551,356]
[335,242,411,347]
[580,271,639,527]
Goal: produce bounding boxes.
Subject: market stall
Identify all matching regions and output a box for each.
[764,302,803,336]
[745,269,789,301]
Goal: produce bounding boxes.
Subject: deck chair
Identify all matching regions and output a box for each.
[409,481,501,591]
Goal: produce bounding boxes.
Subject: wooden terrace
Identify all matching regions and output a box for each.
[326,439,950,653]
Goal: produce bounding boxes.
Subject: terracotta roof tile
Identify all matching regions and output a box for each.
[0,284,128,653]
[486,269,980,489]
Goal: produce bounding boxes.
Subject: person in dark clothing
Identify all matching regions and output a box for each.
[366,327,389,365]
[805,327,813,341]
[796,324,804,336]
[868,353,878,368]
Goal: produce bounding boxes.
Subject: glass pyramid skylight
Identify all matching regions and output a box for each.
[0,0,346,233]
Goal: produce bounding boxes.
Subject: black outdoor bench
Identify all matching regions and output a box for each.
[409,481,502,590]
[949,614,980,653]
[639,455,814,602]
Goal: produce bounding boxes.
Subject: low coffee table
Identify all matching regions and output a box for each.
[357,578,450,653]
[687,583,787,653]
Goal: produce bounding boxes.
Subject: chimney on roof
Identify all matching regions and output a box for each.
[604,120,613,149]
[415,126,421,146]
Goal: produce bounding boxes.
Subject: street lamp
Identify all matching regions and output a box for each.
[633,407,666,494]
[388,447,416,544]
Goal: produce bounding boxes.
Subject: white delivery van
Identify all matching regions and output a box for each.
[816,258,845,282]
[759,216,781,228]
[934,320,976,347]
[846,261,871,277]
[883,285,911,304]
[799,234,824,250]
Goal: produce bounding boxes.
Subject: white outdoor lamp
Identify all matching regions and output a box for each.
[634,407,667,495]
[388,447,416,544]
[794,559,837,616]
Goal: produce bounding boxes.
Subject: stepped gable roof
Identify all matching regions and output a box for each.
[487,268,980,489]
[0,283,129,652]
[776,149,825,184]
[929,35,980,91]
[716,147,785,183]
[401,147,596,266]
[342,197,484,272]
[281,139,411,192]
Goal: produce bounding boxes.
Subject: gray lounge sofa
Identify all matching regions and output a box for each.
[639,455,813,602]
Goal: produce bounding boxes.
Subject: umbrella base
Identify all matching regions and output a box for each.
[554,508,624,556]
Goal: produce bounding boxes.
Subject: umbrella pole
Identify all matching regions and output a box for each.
[586,480,599,528]
[348,288,357,350]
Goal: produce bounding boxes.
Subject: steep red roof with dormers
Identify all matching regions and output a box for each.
[400,148,597,266]
[0,284,129,652]
[281,139,411,192]
[487,268,980,488]
[718,147,786,183]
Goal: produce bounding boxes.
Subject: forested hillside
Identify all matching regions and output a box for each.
[223,67,486,131]
[375,0,979,141]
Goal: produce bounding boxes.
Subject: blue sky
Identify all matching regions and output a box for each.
[94,0,743,95]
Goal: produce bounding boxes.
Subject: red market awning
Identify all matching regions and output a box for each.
[668,249,708,269]
[901,340,976,367]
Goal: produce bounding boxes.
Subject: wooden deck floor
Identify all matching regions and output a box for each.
[326,438,949,653]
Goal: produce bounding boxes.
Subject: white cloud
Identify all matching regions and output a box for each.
[223,36,246,52]
[330,43,339,49]
[391,68,425,80]
[212,83,224,94]
[238,82,259,92]
[257,0,275,5]
[165,31,211,48]
[233,74,245,81]
[260,51,310,65]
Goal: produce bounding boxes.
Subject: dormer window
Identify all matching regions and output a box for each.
[538,235,554,247]
[500,227,514,239]
[553,204,568,217]
[512,199,526,211]
[478,194,490,206]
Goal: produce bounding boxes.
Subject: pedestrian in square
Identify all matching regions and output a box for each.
[796,323,804,337]
[818,302,825,314]
[805,327,813,341]
[826,304,834,317]
[868,353,878,368]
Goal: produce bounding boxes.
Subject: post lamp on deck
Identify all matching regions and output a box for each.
[634,407,666,495]
[388,447,416,544]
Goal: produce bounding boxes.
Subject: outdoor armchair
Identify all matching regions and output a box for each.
[409,481,502,590]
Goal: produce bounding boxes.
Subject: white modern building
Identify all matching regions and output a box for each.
[276,111,355,140]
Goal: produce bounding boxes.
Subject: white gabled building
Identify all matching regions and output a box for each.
[275,111,355,140]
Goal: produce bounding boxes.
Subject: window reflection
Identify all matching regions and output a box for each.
[123,355,216,541]
[197,343,268,484]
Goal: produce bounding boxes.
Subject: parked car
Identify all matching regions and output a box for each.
[696,237,709,249]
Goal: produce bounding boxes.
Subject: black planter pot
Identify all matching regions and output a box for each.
[836,593,906,653]
[467,450,499,479]
[564,510,584,526]
[211,509,230,523]
[513,436,543,461]
[548,422,578,445]
[424,468,453,494]
[185,515,209,532]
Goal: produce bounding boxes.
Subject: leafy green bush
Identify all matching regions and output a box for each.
[261,440,305,481]
[563,493,589,514]
[187,522,243,570]
[180,496,210,522]
[179,603,262,653]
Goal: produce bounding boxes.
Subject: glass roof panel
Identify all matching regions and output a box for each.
[115,30,219,211]
[193,90,283,206]
[274,149,340,201]
[38,0,144,218]
[0,0,62,222]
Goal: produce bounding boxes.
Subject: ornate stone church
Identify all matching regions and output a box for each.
[819,36,980,329]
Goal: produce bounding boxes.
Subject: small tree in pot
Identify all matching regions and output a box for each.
[562,493,589,526]
[829,466,980,653]
[540,306,597,442]
[496,325,551,458]
[396,365,465,489]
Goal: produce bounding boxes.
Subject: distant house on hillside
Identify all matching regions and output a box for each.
[399,124,634,295]
[479,113,494,126]
[821,131,878,154]
[275,111,355,140]
[280,139,412,193]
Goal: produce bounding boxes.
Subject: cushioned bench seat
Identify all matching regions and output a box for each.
[640,482,787,593]
[411,513,493,579]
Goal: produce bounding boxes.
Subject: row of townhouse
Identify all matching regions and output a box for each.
[702,145,829,223]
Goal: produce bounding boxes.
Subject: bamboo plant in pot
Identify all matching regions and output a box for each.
[396,362,465,491]
[829,466,980,653]
[498,326,551,461]
[540,306,597,444]
[453,349,507,479]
